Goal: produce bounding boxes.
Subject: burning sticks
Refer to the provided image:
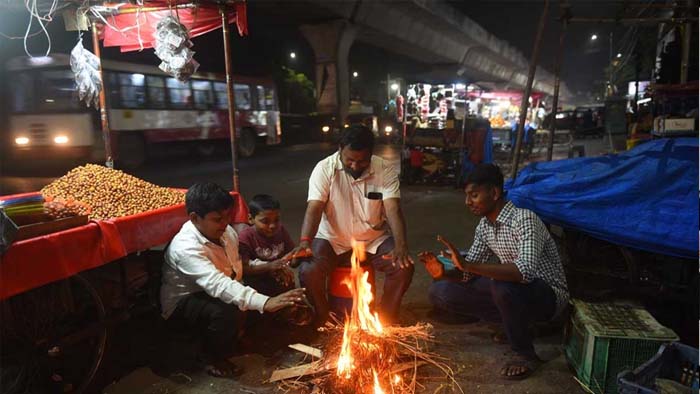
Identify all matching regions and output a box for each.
[271,241,463,394]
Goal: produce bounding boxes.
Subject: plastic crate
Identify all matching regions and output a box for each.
[617,342,699,394]
[564,300,679,394]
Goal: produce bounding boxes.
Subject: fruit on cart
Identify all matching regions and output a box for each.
[41,164,184,220]
[43,199,90,220]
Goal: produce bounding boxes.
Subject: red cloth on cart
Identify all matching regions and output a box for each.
[102,2,247,52]
[0,191,248,300]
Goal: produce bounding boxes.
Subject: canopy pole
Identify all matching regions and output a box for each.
[510,0,549,180]
[220,7,240,192]
[547,16,567,162]
[91,21,114,169]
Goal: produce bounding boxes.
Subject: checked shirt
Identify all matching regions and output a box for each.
[464,201,569,316]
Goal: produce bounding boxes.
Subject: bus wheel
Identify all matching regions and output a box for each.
[238,129,256,158]
[117,134,146,169]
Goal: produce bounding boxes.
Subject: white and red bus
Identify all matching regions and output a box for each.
[5,54,280,167]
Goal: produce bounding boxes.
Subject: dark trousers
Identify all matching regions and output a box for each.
[428,276,555,358]
[299,237,414,324]
[245,273,294,297]
[166,292,244,363]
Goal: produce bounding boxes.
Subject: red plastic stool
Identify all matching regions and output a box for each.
[328,266,376,318]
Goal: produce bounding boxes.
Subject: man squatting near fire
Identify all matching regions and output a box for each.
[419,164,569,380]
[292,125,415,327]
[160,182,307,378]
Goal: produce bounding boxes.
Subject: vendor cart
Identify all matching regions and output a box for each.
[0,191,249,393]
[401,83,493,186]
[0,1,252,392]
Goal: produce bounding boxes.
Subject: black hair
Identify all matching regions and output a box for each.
[248,194,281,217]
[464,164,504,193]
[185,182,234,218]
[339,124,374,153]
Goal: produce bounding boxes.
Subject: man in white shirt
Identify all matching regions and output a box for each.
[294,125,414,326]
[161,182,306,378]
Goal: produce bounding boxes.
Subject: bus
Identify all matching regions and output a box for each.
[5,54,280,168]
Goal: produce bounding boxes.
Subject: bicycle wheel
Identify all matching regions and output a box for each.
[0,274,107,394]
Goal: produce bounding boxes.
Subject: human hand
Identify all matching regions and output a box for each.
[382,245,414,269]
[272,266,296,288]
[263,288,307,313]
[436,235,465,271]
[417,251,444,279]
[288,242,313,268]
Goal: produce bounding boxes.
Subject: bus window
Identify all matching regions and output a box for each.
[167,78,192,109]
[38,70,80,111]
[264,87,276,110]
[9,72,34,112]
[117,73,146,108]
[256,85,265,110]
[192,80,214,110]
[213,82,228,109]
[234,84,251,110]
[146,76,166,108]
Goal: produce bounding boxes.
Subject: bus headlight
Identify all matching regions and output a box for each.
[54,135,69,144]
[321,125,330,133]
[15,137,30,145]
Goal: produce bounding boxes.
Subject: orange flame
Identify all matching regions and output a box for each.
[373,369,385,394]
[336,240,384,379]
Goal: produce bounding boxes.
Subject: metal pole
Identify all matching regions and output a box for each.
[91,21,114,169]
[510,0,549,180]
[680,8,692,83]
[608,31,613,96]
[221,7,240,192]
[547,19,567,162]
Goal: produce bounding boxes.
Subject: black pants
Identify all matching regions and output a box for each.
[298,237,414,325]
[166,292,244,363]
[429,277,556,359]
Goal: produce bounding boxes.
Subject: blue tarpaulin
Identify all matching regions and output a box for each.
[506,138,698,259]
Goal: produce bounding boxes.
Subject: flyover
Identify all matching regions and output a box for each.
[254,0,568,120]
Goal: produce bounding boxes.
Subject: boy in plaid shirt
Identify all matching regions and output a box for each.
[419,164,568,380]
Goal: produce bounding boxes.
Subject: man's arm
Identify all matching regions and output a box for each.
[172,248,270,312]
[463,263,523,282]
[383,198,413,269]
[297,200,326,249]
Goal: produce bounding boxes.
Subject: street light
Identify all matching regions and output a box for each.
[390,83,399,91]
[590,34,598,41]
[289,52,296,59]
[352,71,359,78]
[616,53,622,58]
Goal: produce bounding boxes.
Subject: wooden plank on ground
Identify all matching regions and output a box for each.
[269,360,325,382]
[289,343,323,358]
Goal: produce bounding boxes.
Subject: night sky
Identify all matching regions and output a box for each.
[0,1,690,103]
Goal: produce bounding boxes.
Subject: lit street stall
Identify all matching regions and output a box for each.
[0,2,252,392]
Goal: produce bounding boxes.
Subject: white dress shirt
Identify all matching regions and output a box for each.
[160,221,269,319]
[308,151,401,254]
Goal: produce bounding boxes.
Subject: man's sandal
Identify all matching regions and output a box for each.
[205,360,244,379]
[500,354,542,380]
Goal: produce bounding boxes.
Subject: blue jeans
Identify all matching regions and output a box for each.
[428,276,555,358]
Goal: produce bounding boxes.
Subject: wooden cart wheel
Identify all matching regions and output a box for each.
[0,274,107,394]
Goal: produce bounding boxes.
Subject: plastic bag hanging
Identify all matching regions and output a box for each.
[70,38,102,108]
[153,15,199,82]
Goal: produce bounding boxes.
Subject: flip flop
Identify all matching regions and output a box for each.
[500,354,542,381]
[205,360,244,379]
[491,330,508,344]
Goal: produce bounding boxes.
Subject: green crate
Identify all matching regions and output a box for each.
[564,300,678,394]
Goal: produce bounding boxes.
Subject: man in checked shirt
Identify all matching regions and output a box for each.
[418,164,569,380]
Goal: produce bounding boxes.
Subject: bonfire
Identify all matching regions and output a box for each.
[272,241,463,394]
